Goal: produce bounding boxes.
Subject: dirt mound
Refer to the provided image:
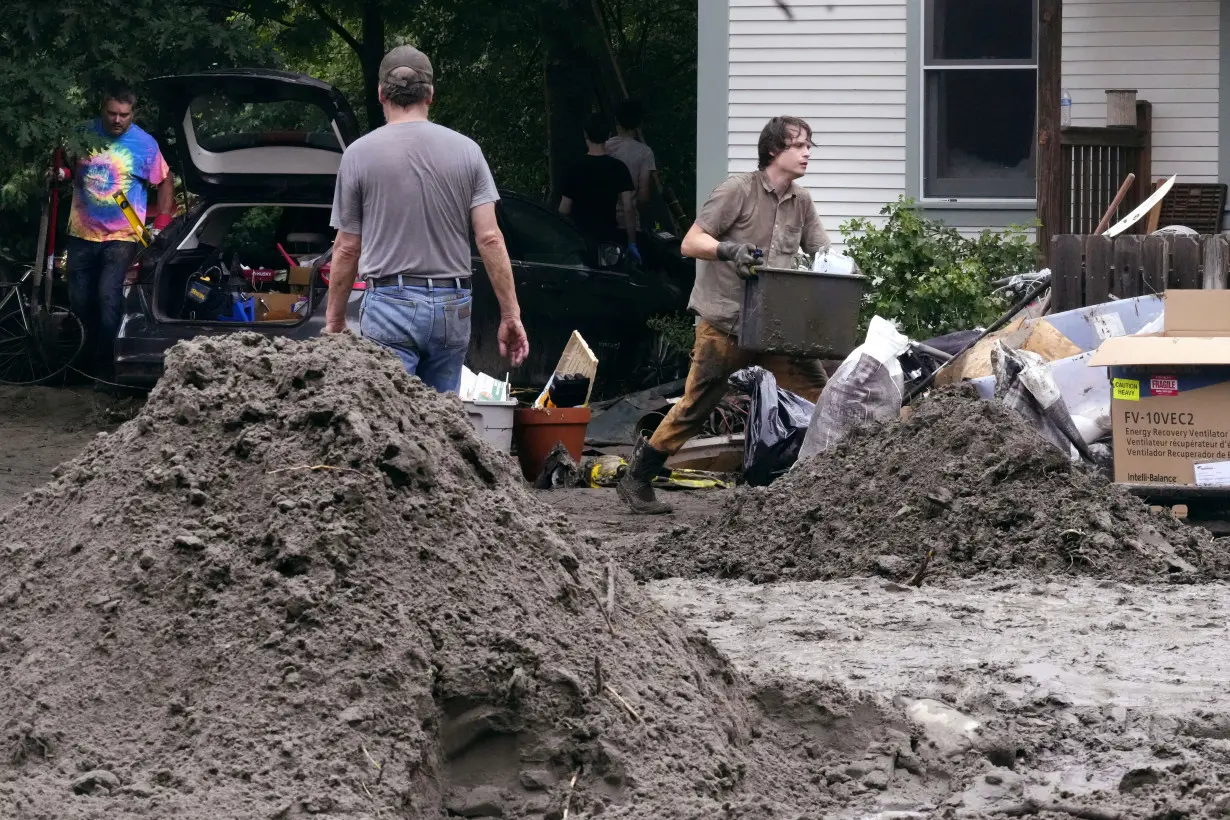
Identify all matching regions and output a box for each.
[0,333,840,819]
[627,388,1228,585]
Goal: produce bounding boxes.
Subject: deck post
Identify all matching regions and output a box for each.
[1037,0,1063,262]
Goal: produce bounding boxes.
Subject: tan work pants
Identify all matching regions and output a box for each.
[649,318,828,456]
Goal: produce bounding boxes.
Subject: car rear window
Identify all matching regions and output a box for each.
[190,94,340,153]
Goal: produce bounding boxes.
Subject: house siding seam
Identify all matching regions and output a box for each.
[727,0,908,245]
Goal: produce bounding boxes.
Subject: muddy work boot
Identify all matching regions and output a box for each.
[617,437,674,515]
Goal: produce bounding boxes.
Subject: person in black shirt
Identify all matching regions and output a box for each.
[559,113,640,262]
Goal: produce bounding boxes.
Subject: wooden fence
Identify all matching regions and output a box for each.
[1050,233,1230,313]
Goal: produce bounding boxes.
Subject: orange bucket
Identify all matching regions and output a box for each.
[511,406,592,482]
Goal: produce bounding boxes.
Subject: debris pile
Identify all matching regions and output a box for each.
[627,387,1228,585]
[0,333,839,818]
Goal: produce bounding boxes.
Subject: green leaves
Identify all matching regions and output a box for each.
[841,197,1039,341]
[0,0,274,261]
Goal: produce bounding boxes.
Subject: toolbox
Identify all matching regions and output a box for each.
[738,266,867,358]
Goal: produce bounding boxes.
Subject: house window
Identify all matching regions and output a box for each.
[923,0,1038,199]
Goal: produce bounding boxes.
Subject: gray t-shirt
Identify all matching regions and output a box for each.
[330,120,499,280]
[604,135,656,231]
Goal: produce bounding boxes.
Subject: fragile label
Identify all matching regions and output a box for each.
[1113,378,1140,401]
[1194,461,1230,487]
[1150,376,1179,397]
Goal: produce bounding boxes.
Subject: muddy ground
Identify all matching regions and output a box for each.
[0,386,142,510]
[3,387,1230,817]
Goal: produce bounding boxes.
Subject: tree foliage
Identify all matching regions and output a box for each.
[0,0,697,264]
[0,0,274,259]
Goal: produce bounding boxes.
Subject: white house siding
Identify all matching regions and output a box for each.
[1064,0,1220,183]
[727,0,908,243]
[719,0,1220,245]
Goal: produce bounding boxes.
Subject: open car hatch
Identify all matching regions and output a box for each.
[145,69,361,201]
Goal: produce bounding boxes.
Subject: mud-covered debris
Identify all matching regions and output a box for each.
[0,332,850,819]
[625,387,1229,584]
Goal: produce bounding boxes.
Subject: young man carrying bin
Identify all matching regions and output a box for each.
[617,116,832,515]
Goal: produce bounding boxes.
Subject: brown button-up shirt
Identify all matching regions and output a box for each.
[688,170,831,334]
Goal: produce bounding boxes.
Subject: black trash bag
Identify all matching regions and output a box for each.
[729,366,815,487]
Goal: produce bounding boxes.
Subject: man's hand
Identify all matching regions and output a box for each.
[498,314,529,367]
[717,241,762,279]
[325,230,361,335]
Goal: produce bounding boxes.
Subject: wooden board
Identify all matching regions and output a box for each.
[1085,234,1114,304]
[1049,234,1084,313]
[1114,235,1142,299]
[1140,234,1169,297]
[1171,235,1202,289]
[534,330,599,408]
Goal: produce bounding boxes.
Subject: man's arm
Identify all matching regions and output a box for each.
[681,182,761,280]
[636,167,653,205]
[472,202,529,367]
[558,197,573,216]
[154,177,175,228]
[621,191,637,246]
[801,202,832,255]
[680,222,722,260]
[638,144,657,206]
[324,230,361,334]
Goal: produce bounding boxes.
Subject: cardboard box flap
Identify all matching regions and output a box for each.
[1089,335,1230,367]
[1164,290,1230,337]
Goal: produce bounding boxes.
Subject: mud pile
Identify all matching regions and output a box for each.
[628,388,1228,585]
[0,333,841,819]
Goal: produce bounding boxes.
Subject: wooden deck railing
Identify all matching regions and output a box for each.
[1049,233,1229,312]
[1060,102,1152,236]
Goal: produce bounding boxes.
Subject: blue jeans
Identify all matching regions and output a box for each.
[359,282,472,393]
[66,237,139,369]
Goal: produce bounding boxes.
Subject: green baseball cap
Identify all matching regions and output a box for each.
[379,45,434,88]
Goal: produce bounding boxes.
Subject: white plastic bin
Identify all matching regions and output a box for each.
[463,400,518,452]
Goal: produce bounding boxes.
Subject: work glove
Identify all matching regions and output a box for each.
[627,242,642,264]
[717,241,762,279]
[153,213,173,232]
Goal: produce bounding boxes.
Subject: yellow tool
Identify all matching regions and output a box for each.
[113,191,152,247]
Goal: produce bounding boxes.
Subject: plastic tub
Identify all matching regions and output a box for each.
[463,400,518,453]
[738,266,867,358]
[511,406,592,482]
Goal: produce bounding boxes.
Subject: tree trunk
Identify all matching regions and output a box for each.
[542,1,600,204]
[361,0,386,130]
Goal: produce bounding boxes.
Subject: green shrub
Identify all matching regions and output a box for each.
[840,197,1039,340]
[646,312,695,356]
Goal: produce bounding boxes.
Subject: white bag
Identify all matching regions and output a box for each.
[796,316,911,462]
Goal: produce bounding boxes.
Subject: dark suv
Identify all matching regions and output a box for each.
[116,69,693,396]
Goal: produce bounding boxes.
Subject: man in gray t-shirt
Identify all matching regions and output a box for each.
[325,44,529,393]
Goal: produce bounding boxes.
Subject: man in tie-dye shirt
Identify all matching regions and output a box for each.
[66,83,174,377]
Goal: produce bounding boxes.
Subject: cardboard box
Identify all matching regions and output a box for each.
[288,266,314,287]
[1089,290,1230,487]
[256,292,309,322]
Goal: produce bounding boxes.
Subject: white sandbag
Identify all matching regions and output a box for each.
[796,316,910,462]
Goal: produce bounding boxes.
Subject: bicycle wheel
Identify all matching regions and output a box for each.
[0,302,86,385]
